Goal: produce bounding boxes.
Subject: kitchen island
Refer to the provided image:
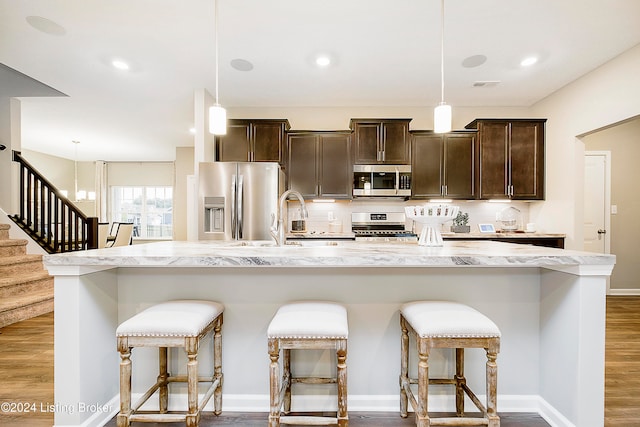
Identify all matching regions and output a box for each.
[44,240,614,427]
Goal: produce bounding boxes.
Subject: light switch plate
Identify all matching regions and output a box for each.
[611,205,618,214]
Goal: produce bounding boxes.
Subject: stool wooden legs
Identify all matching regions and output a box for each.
[116,313,223,427]
[283,349,292,414]
[486,348,499,427]
[400,317,409,419]
[213,319,223,415]
[455,348,464,417]
[337,340,348,427]
[399,313,500,427]
[268,337,348,426]
[159,347,168,414]
[117,345,132,427]
[416,339,429,427]
[268,338,281,427]
[186,341,199,427]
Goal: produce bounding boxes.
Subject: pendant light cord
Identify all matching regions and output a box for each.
[214,0,220,105]
[440,0,445,104]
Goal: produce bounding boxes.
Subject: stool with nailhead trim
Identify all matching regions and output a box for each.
[116,300,224,427]
[399,301,501,427]
[267,301,349,427]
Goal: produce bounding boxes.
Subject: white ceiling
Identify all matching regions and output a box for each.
[1,0,640,161]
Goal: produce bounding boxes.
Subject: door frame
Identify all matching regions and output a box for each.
[584,151,611,255]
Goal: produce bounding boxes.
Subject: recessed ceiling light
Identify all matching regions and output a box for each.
[26,16,66,36]
[315,55,331,67]
[112,59,130,71]
[462,54,487,68]
[230,58,254,72]
[520,56,538,67]
[473,81,501,87]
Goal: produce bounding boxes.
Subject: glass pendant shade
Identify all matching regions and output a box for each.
[209,104,227,135]
[434,102,452,133]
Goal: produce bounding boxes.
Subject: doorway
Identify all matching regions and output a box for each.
[583,151,611,255]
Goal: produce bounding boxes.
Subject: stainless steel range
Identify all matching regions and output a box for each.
[351,212,417,242]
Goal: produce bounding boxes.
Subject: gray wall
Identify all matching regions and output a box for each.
[583,117,640,290]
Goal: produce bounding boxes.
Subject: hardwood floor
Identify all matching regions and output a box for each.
[605,296,640,426]
[0,312,54,427]
[1,297,639,426]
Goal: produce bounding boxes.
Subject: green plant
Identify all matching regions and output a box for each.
[453,211,469,227]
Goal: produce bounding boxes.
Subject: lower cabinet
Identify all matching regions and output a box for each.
[287,131,352,199]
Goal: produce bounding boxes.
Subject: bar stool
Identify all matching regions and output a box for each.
[116,300,224,427]
[267,301,349,427]
[399,301,501,427]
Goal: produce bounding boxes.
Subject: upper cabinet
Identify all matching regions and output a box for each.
[350,119,411,164]
[466,119,545,200]
[216,119,290,163]
[411,131,476,199]
[286,131,352,199]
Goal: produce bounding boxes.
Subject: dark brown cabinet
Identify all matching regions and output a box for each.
[466,119,545,200]
[286,131,352,199]
[411,131,476,199]
[216,119,290,163]
[350,119,411,164]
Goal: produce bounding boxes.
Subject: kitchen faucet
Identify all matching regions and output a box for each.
[271,189,307,246]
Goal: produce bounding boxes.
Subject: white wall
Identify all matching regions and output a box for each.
[530,44,640,250]
[0,97,21,214]
[174,146,194,240]
[107,162,174,186]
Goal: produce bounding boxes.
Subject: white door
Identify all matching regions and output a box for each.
[583,152,610,254]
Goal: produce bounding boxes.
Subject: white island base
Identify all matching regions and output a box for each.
[44,240,615,427]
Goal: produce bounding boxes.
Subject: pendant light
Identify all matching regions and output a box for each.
[209,0,227,135]
[434,0,452,133]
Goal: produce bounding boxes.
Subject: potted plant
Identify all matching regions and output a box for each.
[451,211,470,233]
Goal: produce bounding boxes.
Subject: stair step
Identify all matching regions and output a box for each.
[0,294,54,329]
[0,254,45,276]
[0,272,53,299]
[0,223,9,240]
[0,239,28,257]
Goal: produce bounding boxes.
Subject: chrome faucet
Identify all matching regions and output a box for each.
[270,189,307,246]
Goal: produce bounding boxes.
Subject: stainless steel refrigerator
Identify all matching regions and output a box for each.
[198,162,284,241]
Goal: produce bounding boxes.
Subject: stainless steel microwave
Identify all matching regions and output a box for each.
[353,165,411,197]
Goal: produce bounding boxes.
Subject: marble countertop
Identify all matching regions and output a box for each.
[43,239,614,271]
[441,232,566,238]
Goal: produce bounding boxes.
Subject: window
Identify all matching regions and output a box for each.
[110,186,173,239]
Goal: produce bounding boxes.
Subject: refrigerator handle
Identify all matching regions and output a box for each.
[237,174,244,239]
[231,174,237,239]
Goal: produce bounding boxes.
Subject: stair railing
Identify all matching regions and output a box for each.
[11,151,99,253]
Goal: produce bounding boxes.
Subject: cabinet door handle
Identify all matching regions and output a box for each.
[507,184,514,197]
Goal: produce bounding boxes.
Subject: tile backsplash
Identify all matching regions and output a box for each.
[286,199,535,234]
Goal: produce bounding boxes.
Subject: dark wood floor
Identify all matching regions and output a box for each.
[1,296,639,426]
[103,412,547,426]
[605,296,640,426]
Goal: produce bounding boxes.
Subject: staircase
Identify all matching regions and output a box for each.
[0,223,54,328]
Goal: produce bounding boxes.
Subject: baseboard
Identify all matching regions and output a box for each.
[537,396,576,427]
[52,395,119,427]
[103,393,576,427]
[608,288,640,296]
